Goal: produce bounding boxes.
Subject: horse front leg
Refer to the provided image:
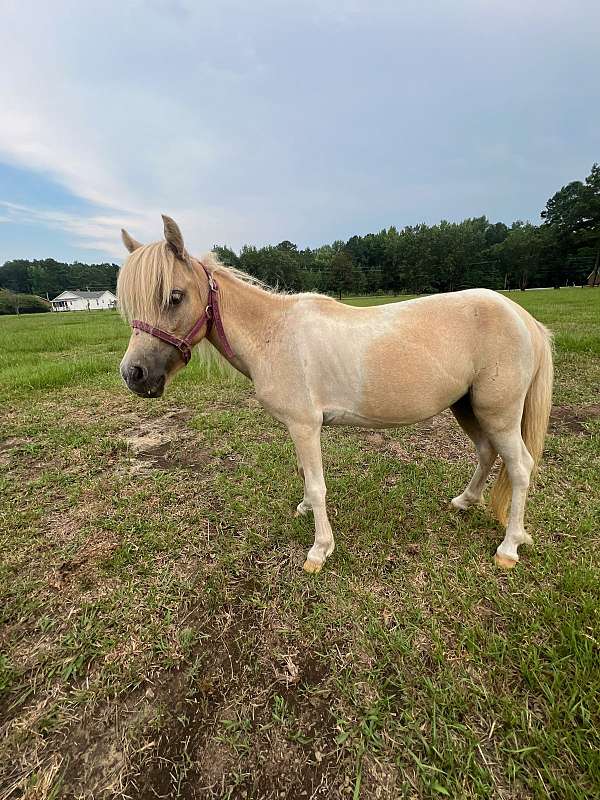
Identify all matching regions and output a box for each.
[287,422,334,573]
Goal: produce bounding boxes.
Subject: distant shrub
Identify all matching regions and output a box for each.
[0,290,51,315]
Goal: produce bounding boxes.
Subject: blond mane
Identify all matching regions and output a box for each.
[117,243,278,324]
[201,251,273,293]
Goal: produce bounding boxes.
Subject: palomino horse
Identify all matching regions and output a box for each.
[118,216,553,573]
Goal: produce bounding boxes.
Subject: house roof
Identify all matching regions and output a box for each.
[51,290,115,302]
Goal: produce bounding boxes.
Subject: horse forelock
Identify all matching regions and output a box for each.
[117,241,193,322]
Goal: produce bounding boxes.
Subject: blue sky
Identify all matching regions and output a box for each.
[1,0,599,264]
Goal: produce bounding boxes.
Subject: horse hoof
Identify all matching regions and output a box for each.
[450,495,477,511]
[303,559,322,574]
[494,553,518,569]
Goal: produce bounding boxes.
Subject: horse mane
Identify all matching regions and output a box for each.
[117,242,277,323]
[201,251,275,293]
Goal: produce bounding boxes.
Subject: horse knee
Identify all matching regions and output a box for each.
[509,450,534,487]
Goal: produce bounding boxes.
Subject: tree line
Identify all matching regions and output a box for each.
[1,163,598,304]
[213,163,599,295]
[0,259,120,299]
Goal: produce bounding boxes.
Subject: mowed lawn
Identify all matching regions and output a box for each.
[0,289,599,800]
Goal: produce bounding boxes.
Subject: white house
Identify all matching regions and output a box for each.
[50,290,117,312]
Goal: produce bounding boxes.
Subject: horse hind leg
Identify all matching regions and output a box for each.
[450,395,498,511]
[488,428,534,568]
[293,452,313,517]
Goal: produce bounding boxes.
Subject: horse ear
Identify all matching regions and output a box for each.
[162,214,186,259]
[121,229,142,253]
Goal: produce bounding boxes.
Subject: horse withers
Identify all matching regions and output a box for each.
[118,216,553,573]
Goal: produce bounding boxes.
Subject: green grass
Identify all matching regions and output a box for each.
[0,290,599,799]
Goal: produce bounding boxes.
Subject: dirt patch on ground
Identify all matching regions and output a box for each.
[48,531,122,593]
[13,567,344,799]
[362,409,476,464]
[0,437,32,467]
[549,404,600,435]
[117,598,344,800]
[59,713,129,798]
[359,405,600,467]
[130,438,214,472]
[9,503,125,620]
[123,409,240,474]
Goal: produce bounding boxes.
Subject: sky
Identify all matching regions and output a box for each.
[1,0,599,264]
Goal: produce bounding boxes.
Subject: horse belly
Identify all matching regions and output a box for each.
[357,343,473,426]
[322,408,401,428]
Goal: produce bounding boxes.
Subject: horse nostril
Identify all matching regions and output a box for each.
[128,364,147,384]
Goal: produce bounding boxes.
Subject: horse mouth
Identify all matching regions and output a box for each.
[130,375,166,399]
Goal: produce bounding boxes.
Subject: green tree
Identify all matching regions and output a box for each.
[542,163,600,285]
[329,250,361,299]
[0,259,119,297]
[491,223,545,290]
[0,260,31,293]
[213,245,240,267]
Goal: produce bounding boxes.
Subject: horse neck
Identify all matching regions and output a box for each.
[207,269,288,376]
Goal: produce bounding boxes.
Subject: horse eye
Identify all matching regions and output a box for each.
[170,290,184,306]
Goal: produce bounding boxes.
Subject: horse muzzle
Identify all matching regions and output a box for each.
[121,362,166,398]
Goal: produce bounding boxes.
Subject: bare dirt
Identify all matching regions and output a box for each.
[56,594,346,800]
[549,404,600,435]
[361,404,600,469]
[123,409,240,474]
[361,409,476,464]
[0,437,31,467]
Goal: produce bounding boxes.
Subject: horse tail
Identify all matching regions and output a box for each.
[491,322,554,525]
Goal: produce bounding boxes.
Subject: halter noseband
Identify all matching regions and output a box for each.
[131,261,235,364]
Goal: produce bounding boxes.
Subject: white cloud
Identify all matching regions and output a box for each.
[0,1,283,255]
[0,201,139,258]
[0,0,599,259]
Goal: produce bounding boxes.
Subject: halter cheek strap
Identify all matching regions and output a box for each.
[131,262,235,365]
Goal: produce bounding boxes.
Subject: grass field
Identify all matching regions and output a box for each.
[0,289,599,799]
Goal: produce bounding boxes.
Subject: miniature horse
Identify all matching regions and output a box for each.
[118,216,553,573]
